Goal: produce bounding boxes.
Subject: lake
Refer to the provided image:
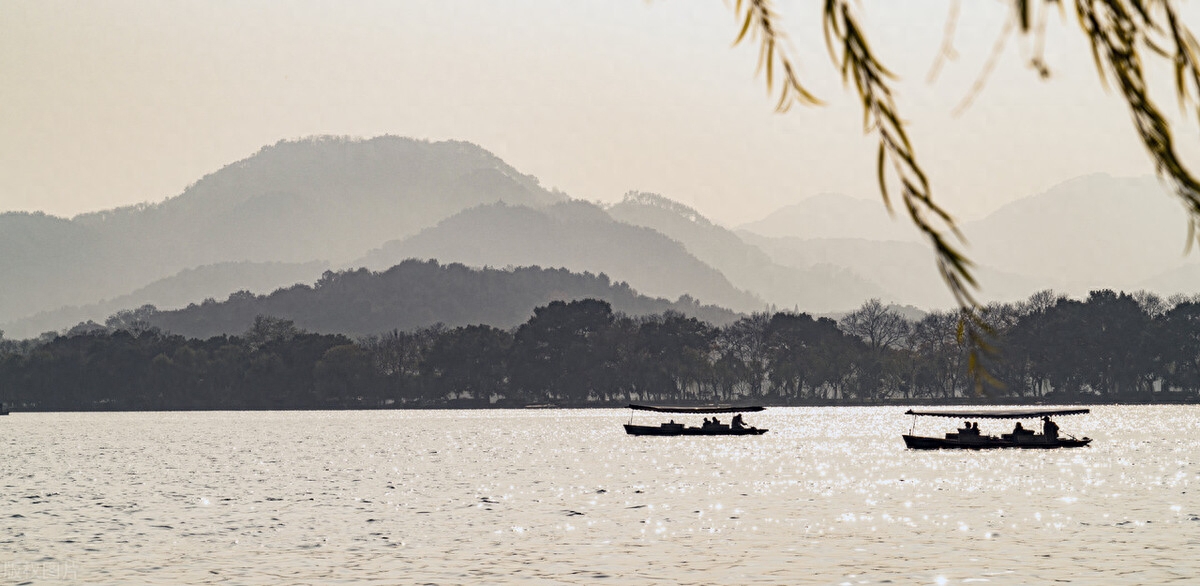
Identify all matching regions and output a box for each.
[3,406,1198,584]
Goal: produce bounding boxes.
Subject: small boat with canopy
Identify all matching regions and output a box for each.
[624,404,768,436]
[903,407,1091,449]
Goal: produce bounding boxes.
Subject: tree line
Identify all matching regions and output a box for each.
[2,289,1199,411]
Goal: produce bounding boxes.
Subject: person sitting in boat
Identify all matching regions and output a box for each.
[1042,416,1059,439]
[1013,421,1027,434]
[731,414,745,429]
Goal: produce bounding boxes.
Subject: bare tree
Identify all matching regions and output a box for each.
[839,299,911,350]
[1019,289,1066,316]
[1132,290,1169,317]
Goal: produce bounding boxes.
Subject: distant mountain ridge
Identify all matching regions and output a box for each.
[607,192,884,312]
[358,200,766,313]
[962,174,1192,295]
[148,259,741,338]
[736,173,1200,307]
[0,136,565,324]
[9,134,1198,340]
[737,193,920,241]
[1,261,329,339]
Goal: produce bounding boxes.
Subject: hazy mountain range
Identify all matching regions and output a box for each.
[737,174,1200,306]
[0,136,562,327]
[358,200,764,313]
[3,134,1197,339]
[737,192,920,242]
[607,192,886,312]
[4,261,330,338]
[960,174,1198,293]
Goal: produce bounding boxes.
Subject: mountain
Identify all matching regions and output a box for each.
[963,174,1192,296]
[738,174,1200,306]
[16,134,1190,337]
[147,259,741,338]
[358,201,765,313]
[741,234,1040,308]
[742,234,949,305]
[0,261,328,339]
[0,212,111,327]
[1136,261,1200,295]
[606,192,884,312]
[0,136,565,325]
[74,136,563,265]
[737,193,920,241]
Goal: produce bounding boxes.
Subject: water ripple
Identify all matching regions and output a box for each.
[2,406,1199,583]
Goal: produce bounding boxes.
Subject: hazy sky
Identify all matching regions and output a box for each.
[2,0,1197,226]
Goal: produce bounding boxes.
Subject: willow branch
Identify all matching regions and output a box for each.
[953,16,1017,116]
[732,0,822,111]
[1074,0,1200,248]
[822,0,976,309]
[926,0,962,83]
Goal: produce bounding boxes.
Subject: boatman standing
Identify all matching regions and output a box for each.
[1042,416,1059,439]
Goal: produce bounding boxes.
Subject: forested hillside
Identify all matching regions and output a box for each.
[144,259,740,338]
[359,201,765,313]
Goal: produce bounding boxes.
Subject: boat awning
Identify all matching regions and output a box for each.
[904,407,1090,419]
[628,404,765,414]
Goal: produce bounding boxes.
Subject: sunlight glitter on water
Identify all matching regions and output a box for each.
[3,406,1200,583]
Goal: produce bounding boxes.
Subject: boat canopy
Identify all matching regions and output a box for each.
[628,404,765,414]
[904,407,1090,419]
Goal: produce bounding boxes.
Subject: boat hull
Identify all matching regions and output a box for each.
[624,424,767,436]
[903,434,1091,450]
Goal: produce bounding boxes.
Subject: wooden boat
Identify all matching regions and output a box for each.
[624,404,767,436]
[902,407,1091,449]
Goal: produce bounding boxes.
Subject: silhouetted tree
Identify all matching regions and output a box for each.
[628,311,715,403]
[840,299,911,400]
[421,325,512,406]
[509,299,619,404]
[105,304,160,337]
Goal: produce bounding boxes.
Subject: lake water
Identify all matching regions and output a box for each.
[3,406,1198,584]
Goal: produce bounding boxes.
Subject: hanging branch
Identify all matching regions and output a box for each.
[821,0,979,310]
[732,0,992,392]
[1074,0,1200,248]
[732,0,821,111]
[952,16,1016,117]
[927,0,963,83]
[823,0,996,392]
[733,0,977,308]
[729,0,1200,293]
[1162,2,1200,122]
[728,0,1200,393]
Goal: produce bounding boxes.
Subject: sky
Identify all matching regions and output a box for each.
[2,0,1198,226]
